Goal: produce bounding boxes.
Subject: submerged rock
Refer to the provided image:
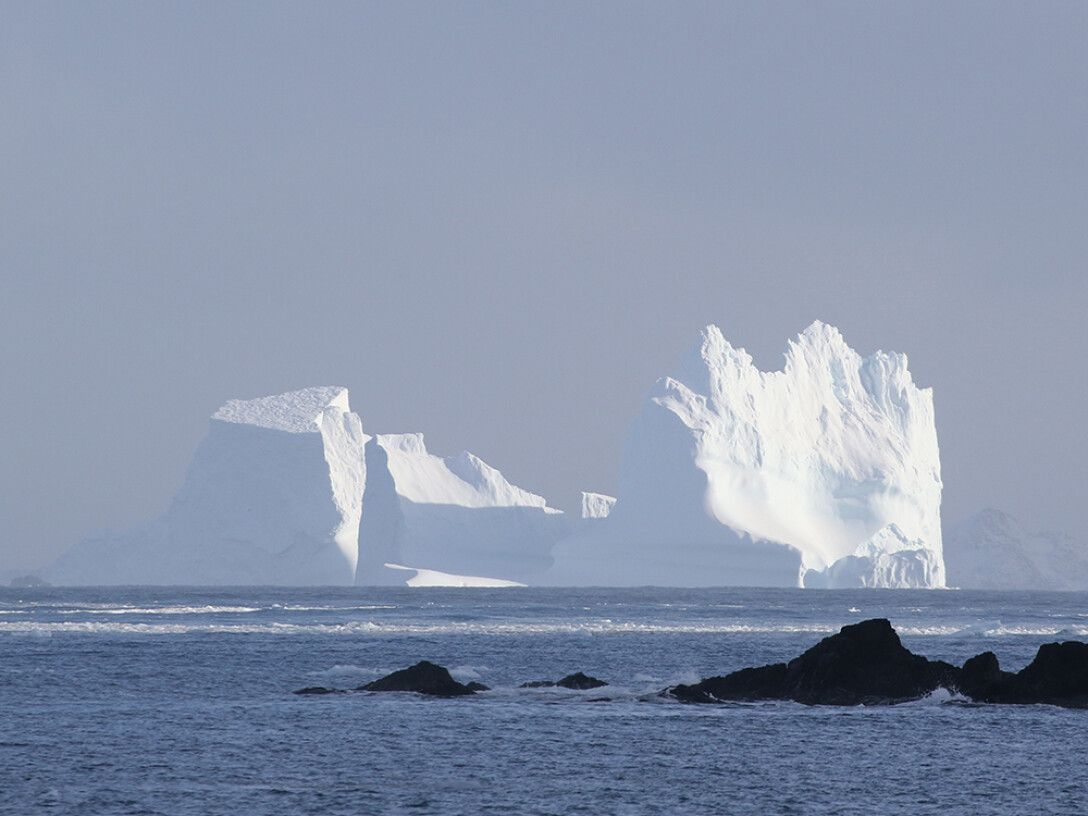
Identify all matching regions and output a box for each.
[521,672,608,690]
[360,661,479,697]
[292,686,343,695]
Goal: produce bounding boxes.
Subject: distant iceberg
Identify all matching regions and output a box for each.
[580,492,616,520]
[355,433,568,585]
[50,388,567,586]
[944,509,1087,590]
[804,524,943,589]
[49,387,366,585]
[547,323,945,587]
[48,321,949,588]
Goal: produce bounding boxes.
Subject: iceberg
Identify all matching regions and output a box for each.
[804,524,943,588]
[382,563,526,588]
[355,434,569,585]
[944,509,1088,590]
[547,322,945,587]
[49,387,367,585]
[580,492,616,520]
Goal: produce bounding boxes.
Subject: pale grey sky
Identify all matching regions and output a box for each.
[2,2,1085,570]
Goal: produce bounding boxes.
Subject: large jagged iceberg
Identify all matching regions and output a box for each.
[49,387,367,585]
[944,509,1087,590]
[355,433,568,585]
[547,322,945,587]
[48,322,946,588]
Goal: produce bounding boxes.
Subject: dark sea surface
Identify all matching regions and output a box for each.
[2,587,1087,815]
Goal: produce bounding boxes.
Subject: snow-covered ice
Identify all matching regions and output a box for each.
[580,492,616,520]
[804,524,943,588]
[548,322,945,587]
[47,322,950,588]
[49,387,366,585]
[355,434,568,585]
[382,563,526,588]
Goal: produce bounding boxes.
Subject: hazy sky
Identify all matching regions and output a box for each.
[2,2,1086,571]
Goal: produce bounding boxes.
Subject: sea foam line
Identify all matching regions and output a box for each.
[3,619,1084,637]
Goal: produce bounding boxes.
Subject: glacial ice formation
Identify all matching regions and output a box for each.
[355,433,568,585]
[547,322,945,587]
[804,524,943,589]
[943,509,1088,590]
[49,387,367,585]
[580,492,616,520]
[48,321,948,588]
[382,563,526,588]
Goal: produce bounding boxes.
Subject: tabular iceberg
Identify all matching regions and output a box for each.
[49,387,367,585]
[547,322,945,587]
[355,433,568,586]
[944,509,1088,590]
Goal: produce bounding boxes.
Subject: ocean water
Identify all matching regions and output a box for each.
[3,587,1087,815]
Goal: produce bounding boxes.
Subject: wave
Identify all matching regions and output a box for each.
[1,618,1084,638]
[0,603,396,616]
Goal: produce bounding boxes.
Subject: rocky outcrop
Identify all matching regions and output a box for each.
[958,642,1088,707]
[668,619,1088,707]
[521,672,608,690]
[669,619,957,705]
[360,661,480,697]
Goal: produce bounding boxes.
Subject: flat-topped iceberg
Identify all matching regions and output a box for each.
[50,387,367,585]
[548,322,945,587]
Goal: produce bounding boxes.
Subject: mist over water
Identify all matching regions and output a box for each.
[3,586,1087,814]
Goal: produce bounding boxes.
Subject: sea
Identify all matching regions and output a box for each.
[3,586,1087,815]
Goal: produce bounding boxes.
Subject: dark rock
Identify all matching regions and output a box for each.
[961,642,1088,707]
[360,661,478,697]
[293,686,342,695]
[464,681,490,692]
[956,651,1013,700]
[670,618,958,706]
[668,618,1088,708]
[521,672,608,690]
[1012,641,1088,705]
[670,663,789,703]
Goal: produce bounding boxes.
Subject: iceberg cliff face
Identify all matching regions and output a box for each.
[944,509,1088,590]
[355,434,569,586]
[49,387,367,585]
[580,492,616,520]
[548,322,944,587]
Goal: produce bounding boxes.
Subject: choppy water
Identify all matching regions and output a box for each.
[3,587,1087,815]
